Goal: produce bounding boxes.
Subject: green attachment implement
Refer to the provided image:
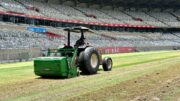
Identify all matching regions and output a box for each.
[34,48,78,78]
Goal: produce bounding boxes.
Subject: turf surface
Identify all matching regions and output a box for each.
[0,50,180,101]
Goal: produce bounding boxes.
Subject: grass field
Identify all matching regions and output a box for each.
[0,50,180,101]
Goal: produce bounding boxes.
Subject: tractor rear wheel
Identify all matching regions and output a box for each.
[102,57,113,71]
[78,47,100,74]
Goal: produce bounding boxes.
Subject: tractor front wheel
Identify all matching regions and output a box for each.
[102,57,113,71]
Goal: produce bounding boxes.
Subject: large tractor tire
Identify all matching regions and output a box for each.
[78,47,100,74]
[102,57,113,71]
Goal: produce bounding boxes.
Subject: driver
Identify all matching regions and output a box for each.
[74,36,86,48]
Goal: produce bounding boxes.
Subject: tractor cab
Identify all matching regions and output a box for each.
[34,27,113,78]
[64,26,93,48]
[47,26,93,58]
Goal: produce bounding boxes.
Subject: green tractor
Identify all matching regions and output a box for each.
[34,27,113,78]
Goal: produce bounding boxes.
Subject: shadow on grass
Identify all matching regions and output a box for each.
[80,71,102,76]
[35,68,105,80]
[36,76,68,80]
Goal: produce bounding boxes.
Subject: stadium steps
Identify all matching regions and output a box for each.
[1,1,25,13]
[76,7,114,20]
[121,11,148,25]
[143,11,170,27]
[16,0,47,17]
[70,6,86,15]
[73,7,105,22]
[170,12,180,21]
[100,33,117,40]
[0,6,7,11]
[162,32,180,44]
[14,0,27,8]
[98,10,127,24]
[139,34,153,40]
[171,33,180,39]
[49,4,69,16]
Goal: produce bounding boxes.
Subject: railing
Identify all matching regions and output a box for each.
[0,48,41,63]
[0,46,178,63]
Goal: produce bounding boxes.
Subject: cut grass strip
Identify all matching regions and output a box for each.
[111,51,180,68]
[114,55,180,68]
[103,50,179,58]
[0,62,33,69]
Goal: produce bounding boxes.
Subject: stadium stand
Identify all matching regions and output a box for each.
[0,0,179,27]
[0,0,42,16]
[0,0,180,63]
[0,23,180,49]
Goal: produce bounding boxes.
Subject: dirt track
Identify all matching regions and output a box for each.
[68,58,180,101]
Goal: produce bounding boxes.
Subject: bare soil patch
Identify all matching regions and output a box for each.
[68,60,180,101]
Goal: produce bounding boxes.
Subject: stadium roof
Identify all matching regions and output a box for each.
[76,0,180,8]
